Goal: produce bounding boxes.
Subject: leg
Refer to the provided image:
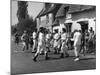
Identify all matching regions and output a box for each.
[32,40,36,53]
[74,45,80,61]
[32,44,41,62]
[26,41,29,50]
[22,42,26,51]
[60,42,64,58]
[44,51,49,60]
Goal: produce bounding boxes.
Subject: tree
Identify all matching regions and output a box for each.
[17,1,29,22]
[11,25,17,35]
[17,18,37,35]
[16,1,37,36]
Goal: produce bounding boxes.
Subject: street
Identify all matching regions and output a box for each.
[11,40,96,75]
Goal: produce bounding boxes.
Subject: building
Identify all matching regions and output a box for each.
[36,3,96,33]
[68,5,96,32]
[36,3,61,32]
[54,4,96,33]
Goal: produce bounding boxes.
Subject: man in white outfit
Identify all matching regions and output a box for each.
[32,28,48,62]
[53,30,61,54]
[21,31,29,51]
[60,28,69,58]
[32,30,37,53]
[45,30,52,52]
[73,30,82,61]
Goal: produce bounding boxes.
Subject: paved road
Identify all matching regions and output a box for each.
[11,41,96,75]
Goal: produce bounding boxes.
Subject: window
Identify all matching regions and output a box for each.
[46,14,49,24]
[66,14,72,20]
[64,23,72,33]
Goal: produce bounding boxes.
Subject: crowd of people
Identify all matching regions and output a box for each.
[14,27,96,62]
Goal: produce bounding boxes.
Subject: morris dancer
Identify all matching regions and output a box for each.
[32,30,37,53]
[32,27,48,62]
[53,30,61,54]
[60,28,69,58]
[73,30,82,61]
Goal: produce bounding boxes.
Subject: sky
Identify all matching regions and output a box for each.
[11,0,44,25]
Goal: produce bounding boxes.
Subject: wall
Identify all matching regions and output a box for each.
[52,17,66,33]
[36,13,54,31]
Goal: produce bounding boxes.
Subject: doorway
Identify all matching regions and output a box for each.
[77,21,88,33]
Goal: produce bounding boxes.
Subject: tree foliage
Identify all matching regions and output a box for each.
[16,18,37,35]
[16,1,37,36]
[17,1,29,22]
[11,25,17,35]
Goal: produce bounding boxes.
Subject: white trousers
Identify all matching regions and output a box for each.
[32,40,37,52]
[35,41,47,55]
[74,44,81,57]
[60,41,67,53]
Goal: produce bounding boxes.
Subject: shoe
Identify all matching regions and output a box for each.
[32,56,37,62]
[74,58,80,62]
[45,57,49,60]
[33,58,37,62]
[60,53,64,58]
[54,51,57,54]
[65,54,69,57]
[48,50,51,52]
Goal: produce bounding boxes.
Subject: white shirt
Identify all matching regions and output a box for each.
[38,32,45,46]
[73,32,82,46]
[61,33,67,40]
[46,33,51,40]
[53,33,60,40]
[38,32,44,40]
[32,32,37,39]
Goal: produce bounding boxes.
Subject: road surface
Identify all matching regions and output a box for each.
[11,40,96,75]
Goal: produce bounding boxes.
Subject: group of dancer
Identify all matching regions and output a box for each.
[15,27,95,62]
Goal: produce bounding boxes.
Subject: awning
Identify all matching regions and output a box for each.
[64,19,73,23]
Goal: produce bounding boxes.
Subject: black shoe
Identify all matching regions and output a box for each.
[48,50,51,52]
[65,54,69,57]
[45,57,49,60]
[54,51,57,54]
[33,57,37,62]
[60,53,64,58]
[65,53,69,57]
[32,54,38,62]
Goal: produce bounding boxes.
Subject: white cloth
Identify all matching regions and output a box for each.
[60,33,68,53]
[61,33,67,40]
[73,32,82,46]
[36,32,47,54]
[53,33,60,40]
[32,32,37,39]
[46,33,51,40]
[38,32,45,46]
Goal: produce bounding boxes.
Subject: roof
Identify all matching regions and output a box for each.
[37,4,61,18]
[80,5,96,11]
[36,9,45,18]
[52,19,60,27]
[68,4,80,13]
[68,4,95,14]
[56,4,69,18]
